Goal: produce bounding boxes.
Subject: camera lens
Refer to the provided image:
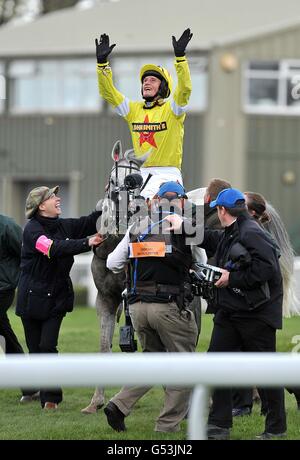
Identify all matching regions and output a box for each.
[124,173,143,190]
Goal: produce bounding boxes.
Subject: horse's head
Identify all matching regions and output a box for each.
[108,140,144,203]
[98,141,149,236]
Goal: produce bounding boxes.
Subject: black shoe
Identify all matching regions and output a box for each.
[256,431,286,440]
[104,401,126,432]
[232,406,252,417]
[207,424,230,440]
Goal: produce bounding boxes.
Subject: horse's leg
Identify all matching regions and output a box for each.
[81,299,117,414]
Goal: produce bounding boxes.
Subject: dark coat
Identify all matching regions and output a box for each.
[0,214,22,291]
[201,212,283,329]
[16,211,101,319]
[204,203,222,265]
[204,203,222,231]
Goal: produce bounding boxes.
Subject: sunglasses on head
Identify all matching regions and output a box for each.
[160,193,185,201]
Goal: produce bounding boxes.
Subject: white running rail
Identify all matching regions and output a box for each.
[1,352,300,440]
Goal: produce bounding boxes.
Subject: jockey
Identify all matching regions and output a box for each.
[95,29,193,199]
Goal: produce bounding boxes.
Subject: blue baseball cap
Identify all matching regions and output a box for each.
[210,188,245,208]
[157,181,187,198]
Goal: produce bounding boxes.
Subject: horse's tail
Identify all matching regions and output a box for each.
[265,202,300,317]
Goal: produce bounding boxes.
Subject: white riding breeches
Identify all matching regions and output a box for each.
[140,167,183,199]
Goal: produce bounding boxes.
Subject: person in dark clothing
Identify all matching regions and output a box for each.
[232,191,300,416]
[204,178,232,231]
[103,181,198,434]
[16,185,103,409]
[168,188,287,439]
[201,188,286,440]
[203,179,232,317]
[0,214,23,354]
[0,213,39,401]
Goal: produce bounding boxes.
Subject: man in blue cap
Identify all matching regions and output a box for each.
[167,187,287,439]
[156,181,187,200]
[103,181,198,434]
[197,188,286,439]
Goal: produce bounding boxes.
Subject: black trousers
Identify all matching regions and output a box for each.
[0,289,24,354]
[232,387,253,409]
[233,386,300,411]
[232,387,270,416]
[208,310,287,434]
[0,289,36,397]
[22,315,64,406]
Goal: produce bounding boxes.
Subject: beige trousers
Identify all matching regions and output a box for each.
[111,301,198,432]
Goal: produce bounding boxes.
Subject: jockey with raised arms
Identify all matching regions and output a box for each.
[95,28,193,199]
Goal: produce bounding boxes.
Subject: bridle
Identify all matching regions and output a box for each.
[103,158,143,236]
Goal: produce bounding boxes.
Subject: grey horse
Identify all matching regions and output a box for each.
[81,141,149,414]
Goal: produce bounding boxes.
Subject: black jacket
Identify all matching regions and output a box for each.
[0,214,22,291]
[201,213,283,329]
[16,211,101,319]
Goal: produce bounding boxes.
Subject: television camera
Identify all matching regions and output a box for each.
[190,263,223,302]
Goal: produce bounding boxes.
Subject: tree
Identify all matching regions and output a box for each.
[0,0,22,26]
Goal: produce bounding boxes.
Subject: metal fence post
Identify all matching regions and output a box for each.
[188,385,209,440]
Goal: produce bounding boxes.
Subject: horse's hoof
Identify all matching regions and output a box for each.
[81,403,104,414]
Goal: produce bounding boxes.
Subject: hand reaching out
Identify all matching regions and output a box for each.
[88,233,105,247]
[164,214,184,231]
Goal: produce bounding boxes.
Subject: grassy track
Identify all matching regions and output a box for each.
[0,307,299,440]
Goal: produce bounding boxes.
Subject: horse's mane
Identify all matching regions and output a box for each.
[264,202,300,317]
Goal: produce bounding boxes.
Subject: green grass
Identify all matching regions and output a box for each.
[0,307,300,440]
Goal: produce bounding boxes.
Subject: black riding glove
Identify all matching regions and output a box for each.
[172,28,193,57]
[95,33,116,64]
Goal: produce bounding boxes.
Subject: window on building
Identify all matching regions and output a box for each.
[113,55,207,112]
[9,59,101,113]
[0,62,5,113]
[244,60,300,114]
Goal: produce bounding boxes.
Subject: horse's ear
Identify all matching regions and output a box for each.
[124,149,135,162]
[125,148,152,166]
[111,140,123,162]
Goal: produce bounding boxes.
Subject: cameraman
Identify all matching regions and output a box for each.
[103,181,198,434]
[166,188,287,440]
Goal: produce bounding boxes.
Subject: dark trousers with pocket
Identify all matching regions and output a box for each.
[21,315,64,406]
[0,289,24,354]
[207,310,286,435]
[232,387,269,415]
[0,289,37,397]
